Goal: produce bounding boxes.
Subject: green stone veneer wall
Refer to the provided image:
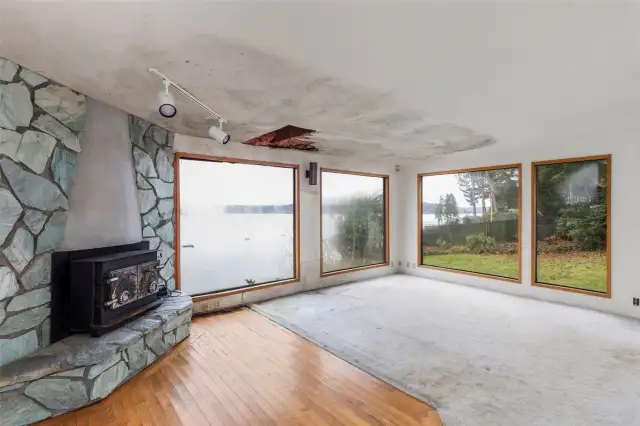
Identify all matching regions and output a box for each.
[0,57,86,366]
[129,117,175,290]
[0,295,192,425]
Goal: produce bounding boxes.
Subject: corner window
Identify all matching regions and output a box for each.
[321,169,389,275]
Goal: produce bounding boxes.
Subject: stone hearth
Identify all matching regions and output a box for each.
[0,294,191,426]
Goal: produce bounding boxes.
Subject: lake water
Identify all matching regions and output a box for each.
[423,213,438,226]
[180,212,340,295]
[180,212,294,295]
[422,213,479,226]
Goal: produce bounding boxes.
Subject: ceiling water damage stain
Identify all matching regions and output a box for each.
[244,125,318,151]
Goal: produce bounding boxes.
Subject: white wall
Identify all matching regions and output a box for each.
[398,137,640,319]
[174,135,399,313]
[62,99,142,250]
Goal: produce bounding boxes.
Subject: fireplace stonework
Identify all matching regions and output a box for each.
[0,57,86,367]
[0,58,189,425]
[129,117,175,290]
[0,294,191,425]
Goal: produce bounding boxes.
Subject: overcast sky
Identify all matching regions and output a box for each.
[422,174,470,208]
[322,171,383,201]
[179,159,383,209]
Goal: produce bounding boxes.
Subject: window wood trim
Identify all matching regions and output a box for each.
[416,163,523,284]
[320,168,390,277]
[174,152,301,298]
[530,154,612,298]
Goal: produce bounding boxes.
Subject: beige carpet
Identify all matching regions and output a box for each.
[252,274,640,426]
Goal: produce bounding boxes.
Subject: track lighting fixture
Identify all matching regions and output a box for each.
[208,119,230,145]
[157,80,177,118]
[149,68,230,143]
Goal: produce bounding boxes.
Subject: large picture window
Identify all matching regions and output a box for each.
[176,155,299,296]
[532,155,610,297]
[321,169,389,275]
[419,165,521,281]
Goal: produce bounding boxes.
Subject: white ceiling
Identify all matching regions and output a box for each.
[1,1,639,161]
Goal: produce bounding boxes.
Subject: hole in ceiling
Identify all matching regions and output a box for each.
[243,125,318,151]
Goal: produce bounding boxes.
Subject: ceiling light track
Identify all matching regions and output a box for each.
[148,68,227,124]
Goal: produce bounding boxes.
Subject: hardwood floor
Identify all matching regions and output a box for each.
[38,308,442,426]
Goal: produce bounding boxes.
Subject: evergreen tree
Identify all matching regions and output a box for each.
[444,193,459,221]
[435,195,445,225]
[456,173,478,216]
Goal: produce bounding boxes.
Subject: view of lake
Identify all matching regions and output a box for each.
[423,213,438,226]
[423,213,474,226]
[180,211,339,295]
[177,159,378,295]
[180,211,294,295]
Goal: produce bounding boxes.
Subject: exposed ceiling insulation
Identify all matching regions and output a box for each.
[0,1,638,161]
[244,125,317,151]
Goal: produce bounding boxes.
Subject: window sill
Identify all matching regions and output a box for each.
[321,262,390,278]
[191,278,300,302]
[417,264,521,284]
[532,281,611,299]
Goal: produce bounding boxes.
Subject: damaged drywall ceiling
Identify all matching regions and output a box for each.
[0,1,638,161]
[244,125,318,151]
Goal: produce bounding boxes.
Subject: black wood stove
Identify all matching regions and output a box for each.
[51,241,167,340]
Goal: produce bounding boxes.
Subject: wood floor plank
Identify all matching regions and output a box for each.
[206,321,363,425]
[37,308,442,426]
[178,348,266,425]
[216,312,430,426]
[174,351,255,426]
[212,313,418,426]
[196,331,301,424]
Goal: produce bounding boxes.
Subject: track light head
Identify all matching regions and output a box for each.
[157,80,177,118]
[209,120,230,145]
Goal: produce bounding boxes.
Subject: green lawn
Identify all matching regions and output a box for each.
[423,254,519,279]
[422,252,607,293]
[536,252,607,293]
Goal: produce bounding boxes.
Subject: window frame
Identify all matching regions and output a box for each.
[417,163,523,283]
[174,152,301,301]
[320,168,390,277]
[531,154,612,298]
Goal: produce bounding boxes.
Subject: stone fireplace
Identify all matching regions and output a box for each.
[0,57,86,366]
[0,57,188,425]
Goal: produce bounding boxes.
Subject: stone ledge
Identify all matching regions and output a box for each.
[0,294,192,426]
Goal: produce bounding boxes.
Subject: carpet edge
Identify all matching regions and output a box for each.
[249,302,448,425]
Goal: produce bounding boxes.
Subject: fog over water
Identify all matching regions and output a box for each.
[178,161,376,295]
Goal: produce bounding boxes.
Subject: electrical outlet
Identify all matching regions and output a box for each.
[208,299,221,311]
[412,263,416,268]
[633,298,639,306]
[390,261,394,267]
[406,261,410,267]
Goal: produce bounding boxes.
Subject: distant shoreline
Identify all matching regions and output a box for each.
[224,205,294,214]
[221,204,369,214]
